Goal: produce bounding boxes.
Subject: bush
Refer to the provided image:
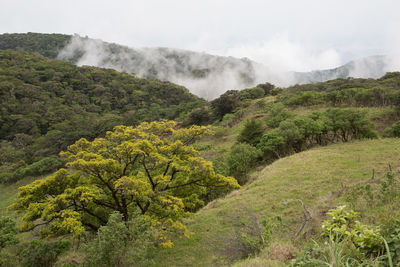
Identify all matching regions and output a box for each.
[220,113,236,127]
[227,143,261,185]
[385,220,400,264]
[324,108,378,141]
[384,121,400,137]
[237,120,264,147]
[322,205,383,256]
[0,216,18,250]
[83,211,154,267]
[0,156,65,184]
[185,106,212,126]
[256,82,275,95]
[239,87,265,100]
[265,103,292,128]
[211,90,240,120]
[21,239,71,267]
[258,130,285,159]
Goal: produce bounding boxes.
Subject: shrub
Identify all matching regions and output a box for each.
[227,143,261,185]
[385,220,400,264]
[239,87,265,100]
[211,90,240,120]
[258,130,285,159]
[265,103,292,128]
[0,156,65,184]
[83,212,154,267]
[0,216,18,250]
[21,239,71,267]
[322,205,383,256]
[255,99,266,109]
[220,113,236,127]
[185,106,212,126]
[237,120,264,146]
[256,82,275,95]
[384,121,400,137]
[324,108,378,141]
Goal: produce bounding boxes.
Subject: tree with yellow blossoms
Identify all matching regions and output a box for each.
[9,120,239,245]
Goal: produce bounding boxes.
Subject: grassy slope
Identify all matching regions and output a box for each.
[149,138,400,266]
[0,176,38,216]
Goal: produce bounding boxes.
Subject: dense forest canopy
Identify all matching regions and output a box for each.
[0,32,71,58]
[0,49,203,183]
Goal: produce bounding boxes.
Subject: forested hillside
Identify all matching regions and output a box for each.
[0,50,203,184]
[1,33,395,99]
[0,32,71,58]
[0,33,260,99]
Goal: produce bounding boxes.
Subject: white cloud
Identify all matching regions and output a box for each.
[384,21,400,71]
[221,35,342,72]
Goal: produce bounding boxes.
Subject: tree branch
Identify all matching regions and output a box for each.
[142,158,156,190]
[122,154,139,177]
[294,199,312,238]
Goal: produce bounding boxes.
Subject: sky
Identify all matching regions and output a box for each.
[1,0,399,72]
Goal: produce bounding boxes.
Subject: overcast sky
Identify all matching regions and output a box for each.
[1,0,399,71]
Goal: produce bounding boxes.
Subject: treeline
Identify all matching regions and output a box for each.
[258,106,377,159]
[0,50,203,183]
[282,73,400,107]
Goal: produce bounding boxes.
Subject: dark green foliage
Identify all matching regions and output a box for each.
[255,82,275,95]
[259,108,377,160]
[239,87,265,100]
[385,121,400,137]
[211,90,240,120]
[21,239,71,267]
[84,212,154,267]
[386,221,400,264]
[237,120,264,146]
[257,130,285,159]
[0,33,71,58]
[0,216,18,250]
[283,73,400,108]
[220,109,247,128]
[227,143,261,185]
[265,103,293,128]
[324,108,378,141]
[284,91,324,106]
[0,156,65,184]
[185,106,212,126]
[0,50,203,183]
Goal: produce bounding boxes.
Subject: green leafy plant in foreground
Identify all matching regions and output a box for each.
[322,205,383,256]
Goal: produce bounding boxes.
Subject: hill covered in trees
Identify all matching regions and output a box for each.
[0,49,203,184]
[1,33,397,99]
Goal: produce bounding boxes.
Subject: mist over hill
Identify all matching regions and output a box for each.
[56,35,270,99]
[0,33,398,99]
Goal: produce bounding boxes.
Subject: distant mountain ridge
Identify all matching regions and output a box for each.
[293,55,390,84]
[0,33,397,98]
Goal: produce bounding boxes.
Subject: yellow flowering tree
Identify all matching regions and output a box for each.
[9,120,239,244]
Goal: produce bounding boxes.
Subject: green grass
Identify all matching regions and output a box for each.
[146,138,400,266]
[0,176,38,216]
